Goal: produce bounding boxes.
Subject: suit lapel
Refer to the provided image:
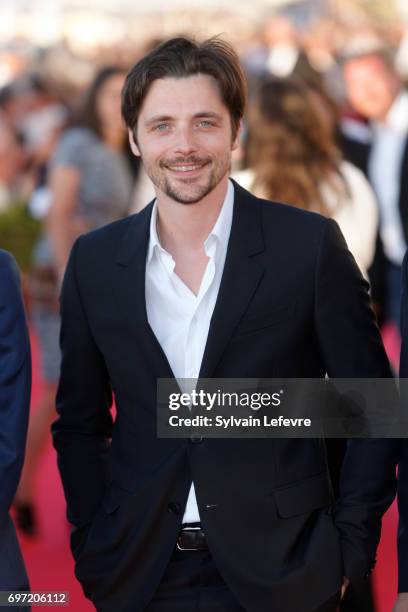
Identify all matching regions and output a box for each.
[115,202,175,379]
[114,181,266,382]
[199,181,265,379]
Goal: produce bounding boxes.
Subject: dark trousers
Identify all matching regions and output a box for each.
[145,547,340,612]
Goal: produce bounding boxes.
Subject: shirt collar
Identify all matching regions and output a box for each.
[147,179,234,264]
[147,201,163,264]
[204,178,234,253]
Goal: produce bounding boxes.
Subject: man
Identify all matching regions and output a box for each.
[0,250,31,602]
[397,252,408,612]
[242,15,321,92]
[53,37,397,612]
[341,47,408,329]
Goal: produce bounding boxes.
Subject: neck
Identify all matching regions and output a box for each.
[156,175,229,254]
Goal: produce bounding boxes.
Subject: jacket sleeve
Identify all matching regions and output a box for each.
[314,219,398,583]
[52,237,113,529]
[0,251,31,520]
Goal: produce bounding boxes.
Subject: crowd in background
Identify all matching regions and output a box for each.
[1,5,408,555]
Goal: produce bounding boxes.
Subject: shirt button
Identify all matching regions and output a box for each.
[167,502,182,515]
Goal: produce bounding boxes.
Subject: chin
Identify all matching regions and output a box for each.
[170,191,210,205]
[165,180,214,204]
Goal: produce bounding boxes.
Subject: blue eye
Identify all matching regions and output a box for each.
[198,120,213,127]
[155,123,169,132]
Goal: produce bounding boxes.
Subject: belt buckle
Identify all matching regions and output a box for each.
[177,526,202,551]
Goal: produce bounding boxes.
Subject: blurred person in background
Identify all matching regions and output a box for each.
[13,66,135,535]
[46,65,134,276]
[241,14,321,94]
[0,251,31,608]
[341,47,408,339]
[234,77,378,279]
[302,19,345,103]
[0,75,67,206]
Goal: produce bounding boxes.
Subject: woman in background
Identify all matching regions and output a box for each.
[14,66,135,534]
[235,77,378,278]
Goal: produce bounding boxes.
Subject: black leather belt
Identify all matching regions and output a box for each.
[177,523,208,551]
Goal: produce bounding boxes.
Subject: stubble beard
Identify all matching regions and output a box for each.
[146,153,232,205]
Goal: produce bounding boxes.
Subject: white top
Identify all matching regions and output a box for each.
[368,90,408,265]
[145,180,234,524]
[266,44,299,77]
[233,159,378,278]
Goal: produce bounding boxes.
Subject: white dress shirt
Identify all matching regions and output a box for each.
[145,180,234,524]
[368,90,408,265]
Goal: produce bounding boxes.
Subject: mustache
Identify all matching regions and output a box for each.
[160,156,211,167]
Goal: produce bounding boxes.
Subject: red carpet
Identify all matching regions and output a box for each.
[15,329,398,611]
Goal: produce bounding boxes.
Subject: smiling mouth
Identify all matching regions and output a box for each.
[167,164,203,172]
[163,160,210,174]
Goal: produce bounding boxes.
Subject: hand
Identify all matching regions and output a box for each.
[341,577,350,599]
[393,593,408,612]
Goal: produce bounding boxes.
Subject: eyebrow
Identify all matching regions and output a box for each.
[144,112,223,127]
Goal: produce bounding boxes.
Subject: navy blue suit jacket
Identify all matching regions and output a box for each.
[0,250,31,588]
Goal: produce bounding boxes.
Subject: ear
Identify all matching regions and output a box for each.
[231,119,243,151]
[128,128,141,157]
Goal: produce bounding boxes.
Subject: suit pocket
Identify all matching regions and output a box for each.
[272,471,332,518]
[103,480,131,514]
[72,482,124,564]
[234,301,296,337]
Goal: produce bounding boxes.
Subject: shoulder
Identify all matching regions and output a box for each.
[59,126,96,147]
[52,127,97,164]
[0,251,22,307]
[0,248,16,266]
[252,189,328,236]
[233,180,331,259]
[75,201,153,259]
[78,215,132,248]
[338,159,377,206]
[234,178,326,225]
[339,158,364,181]
[232,168,255,192]
[0,249,19,279]
[339,159,372,191]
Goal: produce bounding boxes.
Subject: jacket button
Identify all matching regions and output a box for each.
[190,434,204,444]
[167,502,182,515]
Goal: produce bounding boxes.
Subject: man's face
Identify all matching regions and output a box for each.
[343,55,400,120]
[130,74,240,204]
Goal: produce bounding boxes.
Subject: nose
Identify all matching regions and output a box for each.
[173,124,197,156]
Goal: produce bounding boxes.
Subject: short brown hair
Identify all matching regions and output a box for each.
[121,36,246,140]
